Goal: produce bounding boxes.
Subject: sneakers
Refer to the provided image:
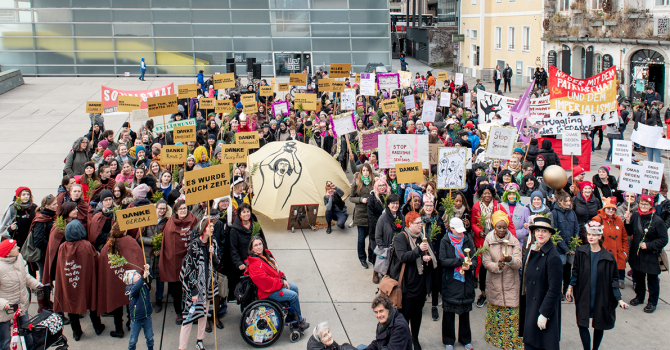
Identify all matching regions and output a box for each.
[476,294,487,308]
[361,260,369,269]
[445,346,454,350]
[153,299,163,313]
[431,306,439,321]
[299,319,310,331]
[196,340,206,350]
[372,272,380,284]
[629,298,644,306]
[464,344,474,350]
[644,303,657,313]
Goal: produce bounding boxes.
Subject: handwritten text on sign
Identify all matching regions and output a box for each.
[160,145,187,165]
[642,162,665,192]
[212,73,235,89]
[184,165,230,205]
[173,125,196,143]
[619,163,643,194]
[360,128,382,152]
[86,101,103,114]
[118,95,141,112]
[378,134,429,169]
[215,100,232,114]
[178,84,197,98]
[485,126,517,159]
[395,162,424,183]
[236,131,259,149]
[115,205,158,231]
[220,145,247,163]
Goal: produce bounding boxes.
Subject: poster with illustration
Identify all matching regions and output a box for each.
[341,89,356,110]
[437,147,467,190]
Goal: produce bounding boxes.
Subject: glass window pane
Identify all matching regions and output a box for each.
[191,10,230,23]
[76,51,115,64]
[350,0,388,9]
[36,38,73,50]
[231,0,268,9]
[34,9,72,22]
[232,38,271,51]
[36,52,74,64]
[116,52,155,64]
[115,38,154,51]
[232,24,270,37]
[194,38,232,51]
[152,0,190,8]
[37,66,75,75]
[273,38,310,51]
[75,38,114,50]
[312,38,349,51]
[193,24,232,37]
[0,37,32,50]
[349,10,388,23]
[311,24,349,37]
[0,52,35,64]
[153,24,192,37]
[114,23,152,36]
[352,38,389,51]
[352,53,389,66]
[74,24,113,37]
[312,52,352,65]
[310,0,347,9]
[116,65,152,75]
[230,10,270,23]
[112,0,150,8]
[274,23,309,37]
[311,10,348,23]
[0,23,31,36]
[155,38,192,51]
[153,10,191,22]
[32,0,71,8]
[270,0,308,8]
[155,66,196,75]
[236,53,272,64]
[34,24,72,37]
[18,10,31,23]
[76,66,116,75]
[73,10,111,22]
[194,52,229,65]
[112,10,151,22]
[71,0,111,8]
[350,24,388,37]
[156,52,194,65]
[281,11,309,23]
[194,65,228,76]
[192,0,229,9]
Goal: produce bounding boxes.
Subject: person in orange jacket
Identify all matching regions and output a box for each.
[591,196,629,289]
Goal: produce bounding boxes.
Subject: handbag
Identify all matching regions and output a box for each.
[659,250,669,272]
[20,230,41,263]
[376,232,408,309]
[373,246,391,275]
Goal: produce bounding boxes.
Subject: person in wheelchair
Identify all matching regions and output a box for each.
[245,236,310,332]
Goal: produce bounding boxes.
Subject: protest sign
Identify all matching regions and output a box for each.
[199,98,215,110]
[630,124,670,150]
[360,128,382,152]
[381,99,398,113]
[395,162,424,184]
[466,148,473,169]
[102,83,174,112]
[378,134,429,169]
[404,95,416,109]
[429,144,440,165]
[549,110,618,127]
[612,140,632,166]
[212,73,235,89]
[115,205,157,232]
[330,112,356,137]
[86,101,103,114]
[422,100,437,123]
[131,109,149,122]
[184,165,230,206]
[243,100,258,114]
[341,89,356,110]
[437,72,448,81]
[619,163,643,194]
[477,90,550,123]
[440,92,451,107]
[537,137,592,171]
[241,94,255,104]
[260,86,273,96]
[272,101,290,117]
[178,84,197,99]
[220,145,248,163]
[463,93,472,108]
[642,162,665,191]
[173,125,196,143]
[562,131,582,155]
[147,94,178,117]
[331,81,345,93]
[153,118,196,134]
[160,145,188,165]
[330,64,351,78]
[215,100,233,114]
[549,65,617,115]
[318,79,332,92]
[117,95,141,112]
[315,101,322,111]
[294,93,317,111]
[278,83,289,91]
[377,73,400,90]
[355,73,361,85]
[236,131,259,149]
[398,71,412,88]
[485,126,517,159]
[531,114,591,135]
[437,147,467,190]
[360,73,376,96]
[289,73,307,86]
[455,73,464,85]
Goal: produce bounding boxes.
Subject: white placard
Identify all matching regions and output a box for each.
[378,134,430,169]
[455,73,464,85]
[273,103,288,118]
[341,89,356,110]
[331,113,356,136]
[466,148,473,169]
[463,93,472,108]
[630,124,670,150]
[551,110,618,127]
[377,74,400,90]
[131,108,149,121]
[437,147,467,190]
[612,140,632,166]
[124,72,130,77]
[440,92,451,107]
[619,163,644,194]
[642,161,665,192]
[562,131,581,155]
[485,126,518,160]
[404,95,415,109]
[477,90,550,123]
[360,72,376,96]
[530,114,592,135]
[422,100,438,123]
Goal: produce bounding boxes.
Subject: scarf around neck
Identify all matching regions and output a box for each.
[448,232,465,282]
[362,176,371,186]
[404,227,437,275]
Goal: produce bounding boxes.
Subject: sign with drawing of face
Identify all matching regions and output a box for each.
[253,142,303,210]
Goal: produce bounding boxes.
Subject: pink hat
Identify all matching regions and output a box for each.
[423,194,434,204]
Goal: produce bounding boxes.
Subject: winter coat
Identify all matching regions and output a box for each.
[64,137,91,176]
[31,209,56,260]
[245,250,284,299]
[367,192,385,241]
[360,308,412,350]
[537,139,559,168]
[392,230,433,299]
[0,255,40,323]
[646,106,663,127]
[592,209,629,270]
[229,217,266,269]
[439,233,476,305]
[482,231,522,307]
[375,209,404,249]
[551,206,579,255]
[573,194,602,228]
[500,203,530,247]
[592,174,620,203]
[470,200,516,248]
[526,139,540,163]
[628,210,668,275]
[349,180,374,227]
[519,240,562,350]
[307,335,356,350]
[571,245,621,330]
[126,276,152,321]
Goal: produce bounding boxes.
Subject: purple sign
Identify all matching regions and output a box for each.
[360,130,382,152]
[361,73,370,79]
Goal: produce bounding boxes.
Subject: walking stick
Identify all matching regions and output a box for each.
[207,205,218,350]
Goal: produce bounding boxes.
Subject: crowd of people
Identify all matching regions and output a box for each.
[0,65,667,350]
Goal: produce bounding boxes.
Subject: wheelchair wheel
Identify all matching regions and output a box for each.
[290,330,301,343]
[239,300,284,348]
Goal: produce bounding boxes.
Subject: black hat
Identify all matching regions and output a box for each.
[122,122,130,128]
[261,122,269,128]
[305,120,313,127]
[99,189,113,203]
[528,217,556,234]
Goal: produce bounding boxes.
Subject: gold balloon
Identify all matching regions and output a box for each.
[543,165,568,190]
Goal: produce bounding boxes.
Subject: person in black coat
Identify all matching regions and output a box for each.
[526,138,540,164]
[566,223,628,350]
[519,217,562,350]
[439,217,476,350]
[592,166,620,203]
[627,194,668,313]
[421,197,446,322]
[375,194,404,251]
[573,182,603,242]
[537,139,559,168]
[367,179,388,283]
[359,295,412,350]
[227,203,265,296]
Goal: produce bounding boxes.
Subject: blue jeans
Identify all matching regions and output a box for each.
[267,283,301,318]
[357,226,369,262]
[128,317,154,350]
[152,276,164,301]
[139,70,145,80]
[0,315,33,350]
[606,137,614,161]
[647,147,662,163]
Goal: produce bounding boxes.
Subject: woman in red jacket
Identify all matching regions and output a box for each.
[246,236,309,331]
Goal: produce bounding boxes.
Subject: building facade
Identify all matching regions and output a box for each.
[0,0,391,77]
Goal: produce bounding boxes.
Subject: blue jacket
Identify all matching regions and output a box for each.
[126,277,153,321]
[140,59,146,72]
[467,132,480,151]
[197,72,205,87]
[550,206,579,254]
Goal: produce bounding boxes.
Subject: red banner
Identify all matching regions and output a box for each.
[101,83,175,111]
[537,137,592,172]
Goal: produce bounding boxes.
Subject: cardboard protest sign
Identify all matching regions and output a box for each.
[331,81,345,93]
[404,95,415,109]
[318,79,332,92]
[422,100,437,123]
[549,110,618,127]
[561,131,581,155]
[241,94,255,104]
[236,131,259,149]
[355,73,361,85]
[329,63,351,78]
[243,100,258,114]
[485,126,518,159]
[477,90,550,123]
[464,93,471,108]
[360,73,376,96]
[455,73,464,85]
[117,95,141,112]
[642,162,665,191]
[115,205,157,231]
[294,93,317,111]
[147,94,178,117]
[341,89,356,110]
[377,73,400,90]
[360,128,382,152]
[331,112,356,137]
[537,137,592,171]
[213,73,235,89]
[160,145,188,165]
[199,98,215,110]
[131,109,149,122]
[466,148,473,169]
[398,71,412,88]
[437,72,448,81]
[440,92,451,107]
[154,118,196,134]
[220,145,248,163]
[260,86,273,96]
[215,100,232,114]
[101,83,174,112]
[381,99,398,113]
[531,114,591,135]
[378,134,429,169]
[315,101,322,111]
[612,140,632,166]
[395,162,424,184]
[86,101,103,114]
[184,164,230,206]
[437,147,467,190]
[178,84,197,99]
[278,83,289,91]
[173,125,196,143]
[549,65,617,116]
[272,101,290,117]
[290,73,307,86]
[619,163,643,194]
[429,144,440,165]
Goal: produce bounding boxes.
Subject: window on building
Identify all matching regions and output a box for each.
[522,26,530,51]
[558,0,569,11]
[508,26,515,51]
[472,0,477,5]
[595,53,602,73]
[466,29,470,37]
[657,0,670,5]
[592,0,602,9]
[527,66,535,83]
[496,0,502,3]
[472,29,477,39]
[495,27,501,49]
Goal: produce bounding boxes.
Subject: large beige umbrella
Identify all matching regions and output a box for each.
[249,141,350,220]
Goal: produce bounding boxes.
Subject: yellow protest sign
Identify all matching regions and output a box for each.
[160,145,188,165]
[118,95,141,112]
[318,79,332,92]
[241,93,255,104]
[355,74,361,85]
[184,165,230,206]
[235,131,259,149]
[86,101,103,114]
[395,162,424,183]
[178,84,197,99]
[147,94,179,118]
[289,73,307,86]
[331,81,345,93]
[213,73,235,89]
[243,100,258,114]
[115,205,157,231]
[330,63,351,78]
[294,93,317,111]
[215,100,232,114]
[278,83,289,91]
[381,99,398,113]
[173,125,196,143]
[199,98,215,110]
[315,101,322,111]
[437,72,448,81]
[260,86,273,96]
[220,145,247,163]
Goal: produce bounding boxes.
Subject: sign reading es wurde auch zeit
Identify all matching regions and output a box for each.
[184,164,230,206]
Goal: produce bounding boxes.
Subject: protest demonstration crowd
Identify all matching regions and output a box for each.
[1,60,669,350]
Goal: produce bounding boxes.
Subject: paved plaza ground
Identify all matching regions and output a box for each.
[0,68,669,349]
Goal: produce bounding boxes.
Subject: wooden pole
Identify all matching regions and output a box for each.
[138,227,147,267]
[207,205,218,350]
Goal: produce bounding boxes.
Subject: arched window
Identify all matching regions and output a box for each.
[594,53,602,74]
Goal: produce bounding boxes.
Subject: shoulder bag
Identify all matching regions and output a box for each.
[377,232,408,309]
[20,229,41,263]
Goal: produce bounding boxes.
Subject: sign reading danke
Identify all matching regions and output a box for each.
[235,131,259,149]
[115,205,158,231]
[173,125,196,143]
[220,145,247,163]
[184,165,230,206]
[395,162,424,184]
[160,145,188,165]
[86,101,103,114]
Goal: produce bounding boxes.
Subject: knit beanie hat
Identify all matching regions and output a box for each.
[132,184,151,199]
[99,189,113,203]
[0,239,17,258]
[98,140,109,149]
[103,149,114,159]
[599,165,611,175]
[135,145,146,156]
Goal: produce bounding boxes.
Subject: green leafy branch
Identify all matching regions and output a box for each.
[210,157,221,166]
[54,215,67,231]
[251,221,262,236]
[440,195,455,222]
[229,107,238,120]
[550,230,563,245]
[477,210,488,231]
[171,164,181,183]
[396,97,404,111]
[568,236,582,252]
[108,252,148,274]
[470,245,490,260]
[249,162,260,177]
[151,191,164,203]
[87,178,101,201]
[429,222,441,243]
[151,233,163,252]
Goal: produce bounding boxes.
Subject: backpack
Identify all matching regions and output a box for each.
[234,275,257,308]
[20,228,41,263]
